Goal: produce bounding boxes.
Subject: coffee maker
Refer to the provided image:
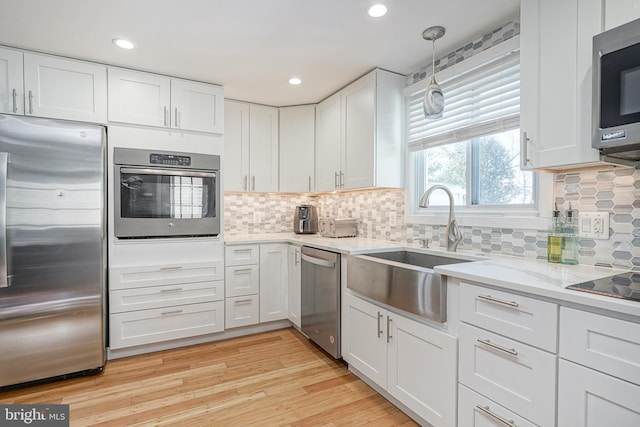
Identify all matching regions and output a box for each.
[293,205,318,234]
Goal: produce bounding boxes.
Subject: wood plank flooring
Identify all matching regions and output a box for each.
[0,328,419,426]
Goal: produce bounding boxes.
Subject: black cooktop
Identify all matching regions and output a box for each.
[566,272,640,302]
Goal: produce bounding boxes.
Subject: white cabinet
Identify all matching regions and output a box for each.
[224,100,279,192]
[287,245,302,328]
[259,244,288,322]
[604,0,640,30]
[315,69,404,191]
[520,0,604,170]
[279,105,315,192]
[343,293,457,427]
[109,261,225,349]
[108,67,223,133]
[458,282,558,427]
[458,384,537,427]
[225,244,260,328]
[0,47,107,123]
[558,307,640,426]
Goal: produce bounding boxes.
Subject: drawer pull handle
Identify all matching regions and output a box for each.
[160,287,183,293]
[160,266,183,271]
[377,311,383,338]
[161,309,183,316]
[475,405,517,426]
[477,294,519,308]
[386,316,392,343]
[234,299,253,304]
[477,338,518,356]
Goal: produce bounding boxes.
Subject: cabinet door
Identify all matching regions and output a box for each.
[343,293,387,388]
[249,104,279,192]
[520,0,602,169]
[171,79,224,134]
[605,0,640,30]
[108,67,170,127]
[259,244,288,322]
[279,105,315,192]
[224,100,250,191]
[558,359,640,427]
[0,47,23,115]
[387,314,457,427]
[342,71,375,189]
[23,53,107,123]
[287,245,302,328]
[315,92,342,192]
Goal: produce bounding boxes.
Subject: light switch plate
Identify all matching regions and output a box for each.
[579,212,610,239]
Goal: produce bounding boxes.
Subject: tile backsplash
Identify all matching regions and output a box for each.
[224,167,640,271]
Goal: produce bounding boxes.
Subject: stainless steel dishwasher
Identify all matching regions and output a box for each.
[301,246,341,358]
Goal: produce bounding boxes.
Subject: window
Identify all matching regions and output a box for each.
[405,38,546,227]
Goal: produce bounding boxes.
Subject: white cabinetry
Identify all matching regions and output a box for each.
[224,100,279,192]
[0,47,107,123]
[287,245,302,328]
[604,0,640,30]
[558,307,640,426]
[520,0,604,170]
[458,282,558,427]
[109,261,225,349]
[343,292,457,427]
[225,245,260,328]
[259,244,288,322]
[279,105,315,192]
[108,67,223,133]
[315,69,404,191]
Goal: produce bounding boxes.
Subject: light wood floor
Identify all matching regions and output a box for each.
[0,328,418,426]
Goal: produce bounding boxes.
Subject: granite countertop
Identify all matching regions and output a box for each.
[224,233,638,318]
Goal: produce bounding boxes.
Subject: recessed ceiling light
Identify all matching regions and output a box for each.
[112,38,135,49]
[289,77,302,85]
[367,4,388,18]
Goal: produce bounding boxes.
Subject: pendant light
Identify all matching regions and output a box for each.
[422,26,446,119]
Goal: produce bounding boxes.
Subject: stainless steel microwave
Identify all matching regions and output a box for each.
[592,18,640,164]
[114,148,220,238]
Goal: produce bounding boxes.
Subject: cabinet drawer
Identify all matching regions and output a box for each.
[225,265,260,297]
[225,295,260,329]
[225,244,259,266]
[110,281,224,314]
[460,282,558,352]
[560,307,640,386]
[110,261,224,290]
[109,301,224,349]
[458,384,537,427]
[459,322,556,427]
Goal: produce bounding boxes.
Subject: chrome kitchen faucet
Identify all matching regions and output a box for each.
[419,185,463,252]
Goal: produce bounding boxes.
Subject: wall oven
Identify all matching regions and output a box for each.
[592,18,640,163]
[114,147,220,238]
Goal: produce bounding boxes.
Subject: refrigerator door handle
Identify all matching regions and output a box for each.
[0,152,8,288]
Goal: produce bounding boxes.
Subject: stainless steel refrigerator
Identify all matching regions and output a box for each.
[0,114,105,388]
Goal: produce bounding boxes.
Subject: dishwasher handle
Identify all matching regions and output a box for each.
[301,253,336,269]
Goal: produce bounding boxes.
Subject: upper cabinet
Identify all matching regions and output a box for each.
[0,47,107,123]
[279,105,315,192]
[315,69,404,191]
[224,100,279,192]
[604,0,640,30]
[520,0,604,170]
[108,67,223,134]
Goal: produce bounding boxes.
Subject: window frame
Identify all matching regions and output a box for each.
[403,35,552,230]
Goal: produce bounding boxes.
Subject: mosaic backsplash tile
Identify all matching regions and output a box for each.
[225,167,640,271]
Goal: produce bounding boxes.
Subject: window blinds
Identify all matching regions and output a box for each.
[407,49,520,151]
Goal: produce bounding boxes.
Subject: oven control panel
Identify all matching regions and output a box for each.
[149,153,191,166]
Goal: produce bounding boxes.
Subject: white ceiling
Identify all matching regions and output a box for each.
[0,0,520,107]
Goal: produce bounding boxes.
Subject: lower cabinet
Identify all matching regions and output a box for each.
[225,295,260,328]
[287,245,302,328]
[259,244,288,323]
[458,384,537,427]
[344,292,457,427]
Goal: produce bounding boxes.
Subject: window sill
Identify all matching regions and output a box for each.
[405,210,550,230]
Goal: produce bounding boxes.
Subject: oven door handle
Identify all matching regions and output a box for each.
[120,167,216,178]
[301,253,336,269]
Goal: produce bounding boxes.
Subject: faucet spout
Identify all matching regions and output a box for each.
[418,185,462,252]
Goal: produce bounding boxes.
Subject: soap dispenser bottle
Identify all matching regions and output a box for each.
[561,204,579,265]
[547,204,562,263]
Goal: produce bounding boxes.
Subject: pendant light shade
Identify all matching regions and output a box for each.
[422,26,445,119]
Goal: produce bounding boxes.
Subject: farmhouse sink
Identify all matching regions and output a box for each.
[347,250,469,323]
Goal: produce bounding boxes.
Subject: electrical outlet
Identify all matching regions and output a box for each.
[389,211,397,227]
[579,212,610,239]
